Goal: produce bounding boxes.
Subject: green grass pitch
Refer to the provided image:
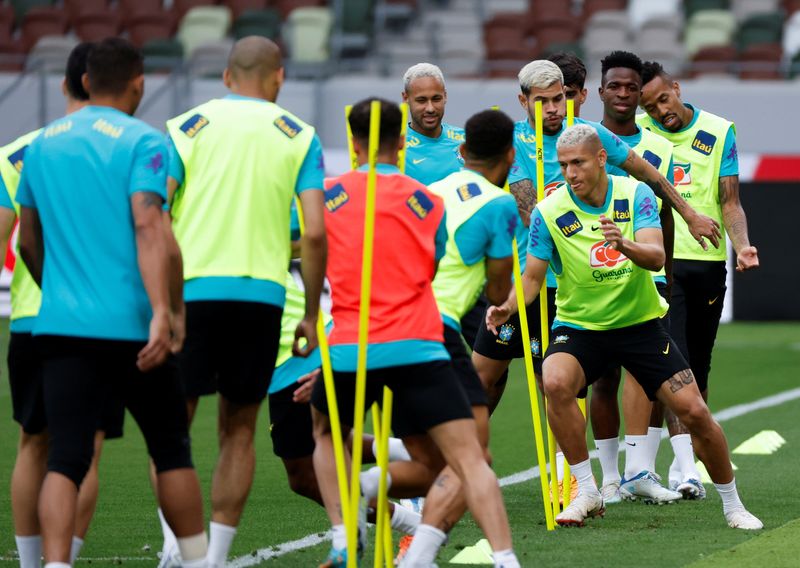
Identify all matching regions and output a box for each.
[1,321,799,566]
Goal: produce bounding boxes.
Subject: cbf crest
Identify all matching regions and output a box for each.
[498,323,515,344]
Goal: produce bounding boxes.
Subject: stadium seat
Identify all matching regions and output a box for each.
[484,24,527,54]
[628,0,681,29]
[582,0,628,23]
[582,11,629,65]
[331,0,374,58]
[25,35,78,73]
[738,42,783,78]
[637,44,686,75]
[538,42,585,60]
[274,0,325,19]
[74,11,122,42]
[10,0,53,25]
[142,38,184,72]
[486,45,534,77]
[690,44,738,76]
[232,8,282,40]
[532,14,581,54]
[786,0,800,15]
[789,48,800,76]
[635,14,682,48]
[783,11,800,57]
[737,13,783,50]
[224,0,268,20]
[684,0,729,18]
[528,0,572,27]
[0,4,15,43]
[127,13,177,48]
[177,5,232,57]
[374,0,417,32]
[188,38,233,76]
[174,0,219,20]
[684,9,737,56]
[20,7,68,53]
[285,6,332,63]
[63,0,110,23]
[731,0,781,22]
[439,38,485,77]
[119,0,164,20]
[484,12,532,38]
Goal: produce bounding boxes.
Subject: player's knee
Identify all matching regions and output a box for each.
[19,431,49,458]
[287,468,319,500]
[679,400,712,431]
[542,371,574,403]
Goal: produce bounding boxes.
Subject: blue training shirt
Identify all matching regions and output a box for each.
[527,179,661,330]
[16,106,168,341]
[0,174,14,210]
[405,123,465,186]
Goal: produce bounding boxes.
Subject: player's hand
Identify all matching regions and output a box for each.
[486,305,511,335]
[599,215,623,250]
[293,368,320,403]
[686,213,721,250]
[293,316,318,357]
[138,310,171,372]
[170,303,186,354]
[736,245,759,272]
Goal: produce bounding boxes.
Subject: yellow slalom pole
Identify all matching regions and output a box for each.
[377,387,394,567]
[294,198,352,535]
[347,100,382,567]
[345,105,359,171]
[398,103,409,173]
[372,403,385,568]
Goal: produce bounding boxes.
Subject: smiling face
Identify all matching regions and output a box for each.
[403,76,446,137]
[640,74,686,132]
[518,81,565,135]
[599,67,641,123]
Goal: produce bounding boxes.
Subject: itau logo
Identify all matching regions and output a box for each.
[590,241,628,268]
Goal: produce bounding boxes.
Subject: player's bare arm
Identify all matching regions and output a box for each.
[509,179,536,227]
[484,256,513,306]
[18,206,43,287]
[486,254,547,333]
[163,210,185,353]
[0,206,16,270]
[295,187,327,356]
[719,175,759,272]
[132,191,172,371]
[621,150,721,249]
[600,215,665,271]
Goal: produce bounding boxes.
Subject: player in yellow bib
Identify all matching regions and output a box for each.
[487,125,762,531]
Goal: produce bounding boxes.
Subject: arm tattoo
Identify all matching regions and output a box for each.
[666,369,695,393]
[510,179,536,212]
[434,473,450,488]
[719,176,750,251]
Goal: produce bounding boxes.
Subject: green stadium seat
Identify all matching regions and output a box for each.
[789,49,800,77]
[684,0,729,19]
[177,5,232,57]
[285,6,332,63]
[232,8,282,40]
[10,0,53,25]
[737,13,783,50]
[539,42,585,61]
[684,9,737,56]
[142,38,184,73]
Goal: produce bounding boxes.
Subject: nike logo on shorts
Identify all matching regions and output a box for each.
[708,296,719,305]
[662,343,670,355]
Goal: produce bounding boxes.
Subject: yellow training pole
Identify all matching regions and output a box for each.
[347,100,382,567]
[371,403,385,568]
[375,388,393,568]
[294,198,352,535]
[398,103,409,173]
[345,105,359,171]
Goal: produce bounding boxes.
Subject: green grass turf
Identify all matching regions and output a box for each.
[686,518,800,568]
[0,321,798,566]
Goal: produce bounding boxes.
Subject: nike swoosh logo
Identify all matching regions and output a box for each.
[708,296,719,305]
[662,343,670,355]
[626,442,636,447]
[412,158,426,165]
[591,225,600,231]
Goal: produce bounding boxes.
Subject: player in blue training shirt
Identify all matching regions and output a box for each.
[16,38,209,566]
[401,62,465,186]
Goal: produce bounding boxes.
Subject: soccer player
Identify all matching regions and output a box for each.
[548,52,588,117]
[591,50,681,504]
[401,63,465,186]
[1,42,119,567]
[164,37,326,565]
[16,38,208,566]
[487,124,762,530]
[639,61,759,498]
[311,98,520,568]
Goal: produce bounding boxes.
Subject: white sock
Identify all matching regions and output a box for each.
[359,466,391,500]
[390,502,421,535]
[70,536,84,564]
[15,535,42,568]
[44,564,69,568]
[178,532,208,564]
[624,435,649,479]
[714,478,745,514]
[372,437,411,462]
[206,522,236,567]
[570,458,599,496]
[670,434,701,481]
[646,427,663,472]
[400,524,447,566]
[158,508,177,553]
[668,455,681,487]
[555,451,565,482]
[493,548,521,568]
[331,524,347,550]
[594,438,621,485]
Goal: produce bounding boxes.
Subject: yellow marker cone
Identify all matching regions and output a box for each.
[696,460,738,484]
[732,430,786,455]
[450,539,495,564]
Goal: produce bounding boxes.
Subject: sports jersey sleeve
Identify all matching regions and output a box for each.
[15,143,38,209]
[666,156,674,185]
[129,131,168,201]
[633,183,662,233]
[587,120,631,167]
[509,137,533,184]
[435,211,448,261]
[455,195,518,265]
[166,134,185,187]
[295,134,325,195]
[0,174,13,210]
[719,126,739,177]
[526,209,555,262]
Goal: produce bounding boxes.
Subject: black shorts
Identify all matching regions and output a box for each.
[669,260,726,392]
[472,287,557,375]
[443,325,488,407]
[268,382,315,460]
[311,359,473,439]
[36,335,193,487]
[178,301,283,404]
[545,319,690,401]
[459,295,489,351]
[9,332,124,439]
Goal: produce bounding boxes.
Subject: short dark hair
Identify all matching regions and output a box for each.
[65,42,93,101]
[464,109,514,162]
[348,98,402,150]
[600,50,643,85]
[641,61,669,86]
[548,52,586,89]
[87,38,144,96]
